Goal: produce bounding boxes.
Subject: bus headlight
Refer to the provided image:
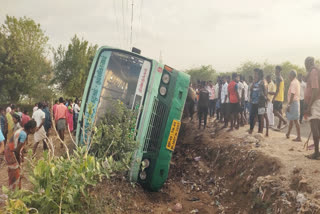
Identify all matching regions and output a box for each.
[159,86,167,96]
[142,159,150,169]
[139,171,147,180]
[162,73,170,84]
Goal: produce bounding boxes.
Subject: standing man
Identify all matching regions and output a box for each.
[271,66,287,130]
[304,57,320,159]
[221,76,229,128]
[52,100,58,118]
[55,97,68,147]
[228,73,240,131]
[21,109,31,127]
[298,74,306,124]
[186,83,196,121]
[214,77,221,120]
[42,102,52,139]
[208,81,216,118]
[238,75,245,125]
[32,102,48,154]
[198,81,209,129]
[249,69,263,134]
[266,75,276,127]
[285,70,301,142]
[33,103,38,113]
[241,76,249,125]
[247,76,254,115]
[73,99,81,131]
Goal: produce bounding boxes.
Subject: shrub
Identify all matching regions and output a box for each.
[4,100,139,213]
[89,100,138,169]
[4,147,104,214]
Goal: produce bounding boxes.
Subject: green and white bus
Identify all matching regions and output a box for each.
[76,46,190,191]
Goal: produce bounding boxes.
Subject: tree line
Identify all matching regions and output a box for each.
[0,15,97,103]
[186,61,307,101]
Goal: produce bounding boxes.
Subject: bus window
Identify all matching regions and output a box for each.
[95,51,151,124]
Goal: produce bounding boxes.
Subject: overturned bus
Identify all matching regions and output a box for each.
[76,46,190,191]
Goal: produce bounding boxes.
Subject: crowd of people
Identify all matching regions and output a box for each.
[0,97,80,189]
[185,56,320,160]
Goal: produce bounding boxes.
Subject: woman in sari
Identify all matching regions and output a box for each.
[0,129,5,154]
[67,100,74,133]
[6,109,15,141]
[4,120,36,189]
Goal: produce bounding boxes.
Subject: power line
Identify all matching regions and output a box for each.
[130,0,134,48]
[121,0,126,49]
[113,0,122,48]
[126,0,130,49]
[137,0,143,45]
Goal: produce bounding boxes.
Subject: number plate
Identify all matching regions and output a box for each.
[166,120,181,151]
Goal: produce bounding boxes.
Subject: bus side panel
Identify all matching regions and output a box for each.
[129,61,164,182]
[76,50,111,145]
[76,47,109,144]
[149,71,190,191]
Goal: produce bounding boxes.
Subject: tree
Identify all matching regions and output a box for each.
[53,35,98,98]
[235,61,261,81]
[0,16,53,103]
[185,65,216,84]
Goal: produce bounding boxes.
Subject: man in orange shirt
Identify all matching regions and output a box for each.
[21,109,31,127]
[52,100,58,118]
[228,73,240,131]
[55,97,68,147]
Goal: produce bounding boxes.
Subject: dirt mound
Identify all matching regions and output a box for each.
[170,121,283,213]
[89,120,320,213]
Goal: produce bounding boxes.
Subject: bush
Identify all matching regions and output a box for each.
[4,147,104,214]
[90,100,138,168]
[4,100,139,213]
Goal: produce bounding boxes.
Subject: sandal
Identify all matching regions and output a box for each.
[273,127,281,132]
[308,144,315,150]
[306,153,320,160]
[292,138,302,142]
[286,134,290,139]
[280,124,288,130]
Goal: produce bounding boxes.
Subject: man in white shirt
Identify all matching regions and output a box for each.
[221,76,230,128]
[239,75,248,125]
[208,81,216,117]
[298,74,306,123]
[73,100,81,131]
[32,102,48,154]
[33,103,38,113]
[266,75,276,127]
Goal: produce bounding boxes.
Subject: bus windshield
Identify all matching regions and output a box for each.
[96,51,151,123]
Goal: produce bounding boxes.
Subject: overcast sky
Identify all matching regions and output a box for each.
[1,0,320,72]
